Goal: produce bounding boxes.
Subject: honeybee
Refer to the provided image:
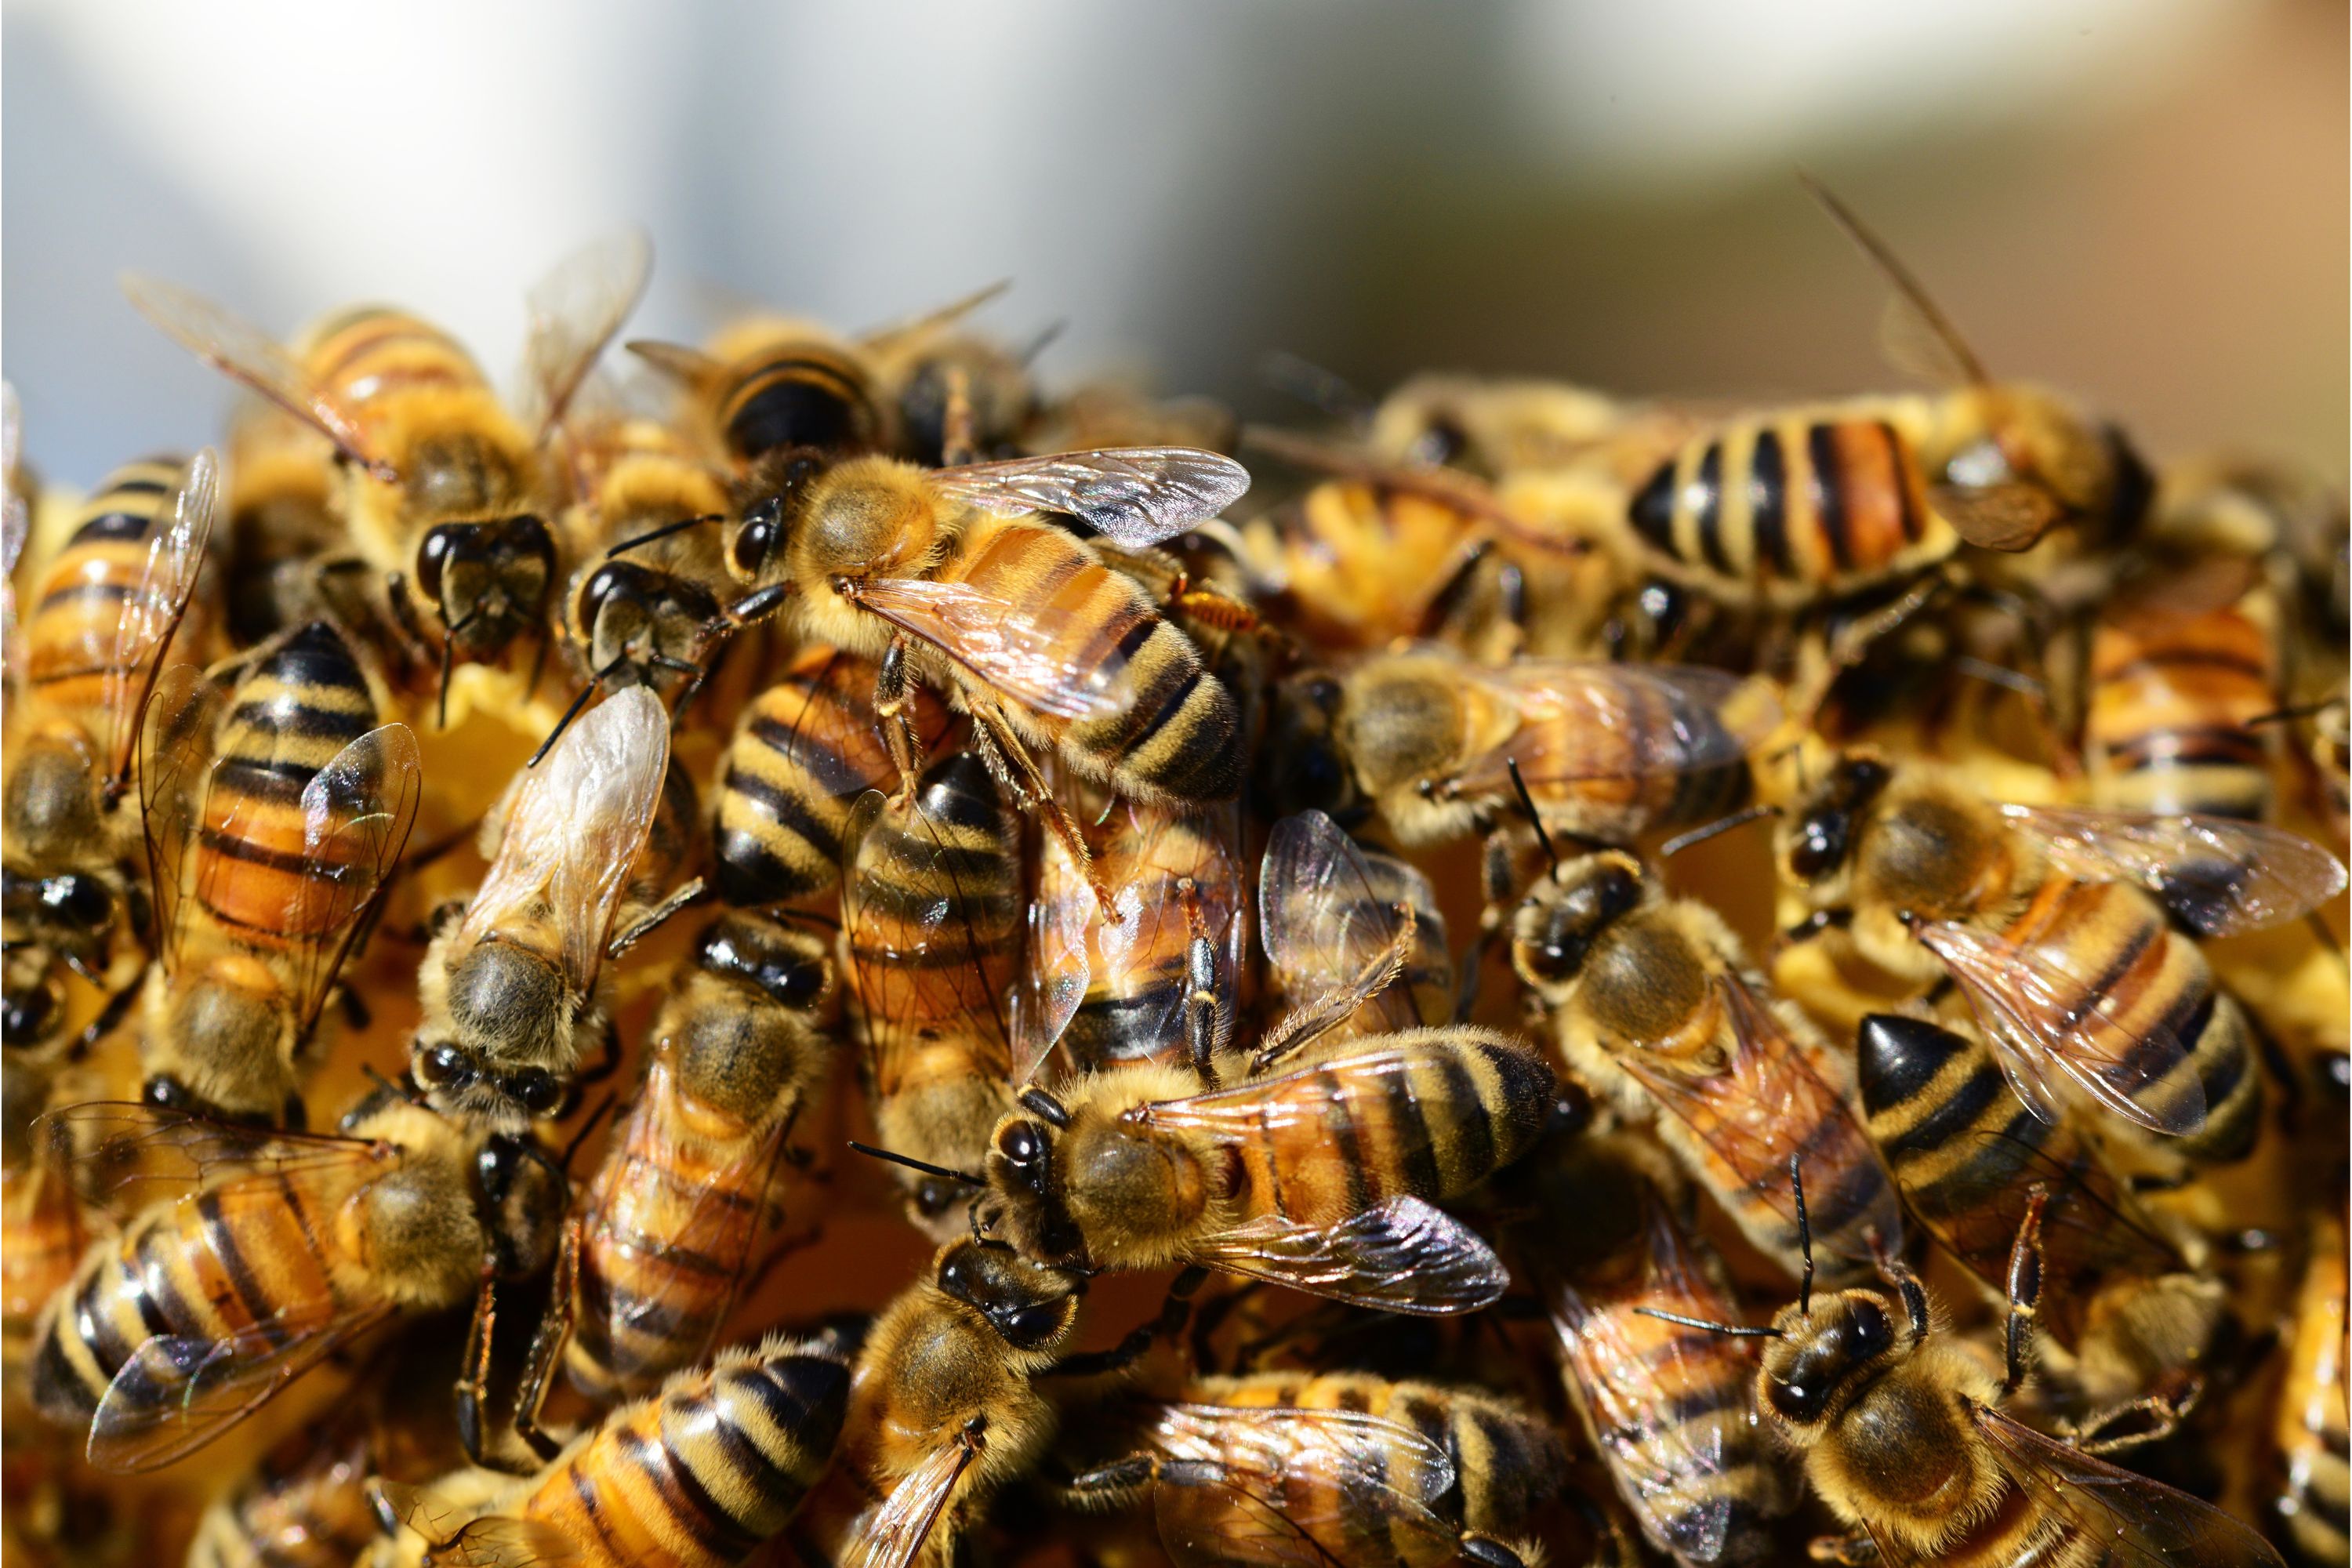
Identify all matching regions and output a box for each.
[631,313,888,468]
[1628,181,2152,618]
[1777,752,2347,1164]
[840,753,1023,1236]
[3,451,218,1059]
[1065,1371,1563,1568]
[410,685,680,1130]
[216,400,348,648]
[123,231,652,713]
[1255,809,1451,1044]
[2,1116,96,1396]
[1508,1133,1795,1568]
[1853,1011,2228,1414]
[711,645,954,906]
[27,1092,567,1472]
[2274,1214,2348,1566]
[708,443,1250,887]
[861,282,1039,466]
[134,624,422,1123]
[188,1413,379,1568]
[975,1024,1549,1314]
[514,909,833,1433]
[1508,848,1901,1283]
[368,1331,852,1568]
[1644,1171,2287,1567]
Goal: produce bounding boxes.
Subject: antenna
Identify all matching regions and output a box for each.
[1790,1150,1814,1319]
[848,1142,984,1187]
[1660,803,1778,860]
[1633,1306,1783,1339]
[1505,757,1559,871]
[606,512,723,557]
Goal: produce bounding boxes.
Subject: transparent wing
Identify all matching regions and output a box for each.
[1095,802,1247,1064]
[1451,662,1774,798]
[1011,825,1091,1084]
[859,278,1012,353]
[1932,482,2063,552]
[461,686,670,990]
[927,447,1250,546]
[513,227,654,437]
[379,1482,586,1568]
[1255,811,1424,1054]
[1190,1197,1508,1315]
[138,663,227,971]
[1933,1121,2182,1316]
[846,1431,984,1568]
[282,723,425,1037]
[1973,1400,2287,1567]
[50,1101,393,1217]
[118,275,387,472]
[1800,173,1988,390]
[1619,977,1903,1267]
[1918,919,2204,1138]
[100,449,219,786]
[2000,803,2347,937]
[1145,1405,1459,1568]
[848,575,1134,720]
[88,1303,395,1472]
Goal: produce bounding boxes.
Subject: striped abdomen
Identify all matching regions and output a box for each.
[714,648,947,904]
[2084,591,2278,820]
[1189,1372,1563,1539]
[1856,1013,2175,1352]
[1547,1218,1792,1567]
[28,1164,378,1428]
[1059,802,1247,1073]
[518,1337,851,1568]
[2276,1218,2349,1568]
[1510,679,1753,842]
[567,1059,779,1403]
[195,621,381,949]
[22,456,191,719]
[1,1136,93,1388]
[1269,481,1492,651]
[1221,1032,1550,1231]
[300,306,489,413]
[187,1426,376,1568]
[949,517,1240,801]
[710,329,880,463]
[1995,877,2260,1163]
[1629,409,1950,607]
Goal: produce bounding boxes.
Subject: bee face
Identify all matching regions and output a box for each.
[413,939,574,1123]
[415,513,554,650]
[1759,1290,1907,1429]
[1256,673,1363,824]
[1337,659,1465,796]
[1509,855,1644,990]
[575,560,718,674]
[983,1116,1086,1265]
[1783,754,1891,885]
[933,1240,1081,1351]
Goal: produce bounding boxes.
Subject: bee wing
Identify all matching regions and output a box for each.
[1798,174,1989,391]
[1143,1405,1460,1568]
[1011,826,1091,1084]
[847,575,1134,722]
[118,276,389,475]
[100,449,220,788]
[1971,1399,2287,1567]
[846,1428,986,1568]
[1916,919,2205,1138]
[858,278,1012,353]
[1931,481,2063,552]
[138,663,227,971]
[1255,811,1427,1053]
[1998,803,2347,937]
[1450,662,1774,799]
[50,1101,392,1223]
[1619,976,1903,1266]
[459,687,670,990]
[1935,1122,2183,1302]
[1096,803,1248,1062]
[927,447,1250,546]
[1188,1196,1508,1315]
[513,227,654,440]
[88,1299,397,1472]
[377,1482,586,1567]
[281,723,425,1039]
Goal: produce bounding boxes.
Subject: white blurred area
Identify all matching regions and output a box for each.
[4,0,2342,485]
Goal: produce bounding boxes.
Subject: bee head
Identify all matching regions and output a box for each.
[1508,851,1644,991]
[1782,753,1890,886]
[473,1132,569,1277]
[1336,655,1465,799]
[411,939,572,1130]
[416,513,554,652]
[1256,672,1364,825]
[1758,1287,1915,1432]
[934,1239,1083,1352]
[982,1091,1089,1268]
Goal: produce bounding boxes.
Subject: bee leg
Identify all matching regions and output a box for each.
[1805,1533,1880,1565]
[68,975,143,1060]
[1788,572,1947,728]
[1999,1183,2052,1397]
[456,1261,534,1472]
[1178,879,1222,1090]
[1045,1268,1208,1378]
[873,634,928,799]
[968,699,1105,903]
[565,1020,627,1096]
[513,1217,581,1465]
[338,985,372,1033]
[608,877,707,960]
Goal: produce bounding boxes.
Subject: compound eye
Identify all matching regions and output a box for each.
[578,564,626,630]
[48,875,111,927]
[771,960,825,1007]
[1848,1298,1890,1357]
[416,1042,472,1089]
[999,1303,1064,1348]
[503,514,553,563]
[732,499,782,576]
[416,524,466,606]
[996,1121,1044,1165]
[1766,1371,1827,1424]
[3,985,56,1042]
[1788,813,1847,881]
[509,1067,563,1115]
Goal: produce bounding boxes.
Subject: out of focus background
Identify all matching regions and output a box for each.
[5,0,2343,485]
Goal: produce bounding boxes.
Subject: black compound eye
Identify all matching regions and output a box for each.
[1789,811,1849,882]
[768,960,825,1007]
[503,514,553,564]
[1848,1298,1890,1356]
[416,1043,472,1089]
[1766,1370,1827,1424]
[731,499,782,576]
[996,1121,1044,1165]
[46,875,111,927]
[3,985,56,1042]
[999,1303,1062,1347]
[417,524,467,606]
[578,564,627,630]
[508,1068,563,1115]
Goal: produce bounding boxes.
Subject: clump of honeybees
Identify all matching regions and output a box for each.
[1,185,2344,1568]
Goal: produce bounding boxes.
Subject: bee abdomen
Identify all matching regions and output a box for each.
[715,655,910,904]
[24,456,190,702]
[1098,630,1242,802]
[2085,597,2278,820]
[720,349,879,461]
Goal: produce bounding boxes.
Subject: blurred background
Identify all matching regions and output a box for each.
[5,0,2343,487]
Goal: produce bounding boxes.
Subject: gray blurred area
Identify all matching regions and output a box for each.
[5,0,2343,488]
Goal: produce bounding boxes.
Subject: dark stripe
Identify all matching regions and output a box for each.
[1319,1067,1370,1212]
[1628,462,1678,554]
[682,1384,779,1510]
[564,1459,630,1561]
[35,579,135,612]
[1390,1061,1445,1198]
[1125,666,1203,753]
[1808,425,1851,571]
[724,768,837,845]
[1693,445,1731,575]
[200,1190,280,1330]
[624,1422,760,1558]
[1879,423,1922,541]
[1880,1063,2008,1160]
[747,709,858,779]
[225,696,373,746]
[122,1251,178,1341]
[2109,647,2268,681]
[32,1319,100,1416]
[70,509,159,543]
[1750,430,1791,578]
[1430,1050,1490,1185]
[195,829,334,880]
[211,757,323,803]
[1112,612,1157,663]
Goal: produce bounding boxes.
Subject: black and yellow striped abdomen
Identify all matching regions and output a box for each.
[300,306,488,411]
[1628,407,1952,609]
[715,340,881,464]
[1058,802,1245,1073]
[517,1336,851,1568]
[714,648,948,905]
[949,518,1240,802]
[22,456,191,718]
[2083,590,2278,821]
[1221,1030,1550,1232]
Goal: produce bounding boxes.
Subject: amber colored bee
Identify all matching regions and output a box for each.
[27,1093,567,1472]
[1254,809,1452,1046]
[515,909,832,1433]
[409,685,684,1130]
[1778,752,2345,1168]
[2274,1214,2349,1567]
[630,313,888,470]
[840,753,1023,1237]
[135,622,422,1123]
[1065,1370,1563,1568]
[710,645,954,906]
[3,451,217,1059]
[709,443,1248,887]
[123,232,650,704]
[1,1116,95,1397]
[370,1331,851,1568]
[1646,1178,2286,1567]
[1508,848,1901,1284]
[187,1414,379,1568]
[860,282,1040,467]
[1509,1132,1795,1568]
